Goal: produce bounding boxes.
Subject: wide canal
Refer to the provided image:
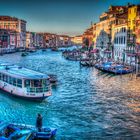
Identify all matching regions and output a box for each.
[0,49,140,139]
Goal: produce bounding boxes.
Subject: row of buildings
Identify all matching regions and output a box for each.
[0,16,73,53]
[82,4,140,64]
[26,32,73,49]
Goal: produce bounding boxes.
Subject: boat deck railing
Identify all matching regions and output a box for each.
[27,86,50,93]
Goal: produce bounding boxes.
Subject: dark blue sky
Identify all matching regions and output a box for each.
[0,0,139,36]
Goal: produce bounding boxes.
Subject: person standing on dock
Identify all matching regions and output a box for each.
[36,113,43,132]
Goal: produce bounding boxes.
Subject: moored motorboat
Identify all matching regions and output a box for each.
[0,121,57,140]
[95,61,133,75]
[42,49,46,52]
[48,74,57,85]
[95,61,113,72]
[66,56,81,61]
[35,127,57,140]
[51,48,58,51]
[108,65,133,74]
[29,50,36,53]
[80,59,95,67]
[0,63,52,101]
[62,50,82,61]
[21,52,28,57]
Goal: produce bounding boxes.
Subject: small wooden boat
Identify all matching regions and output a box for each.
[18,48,26,52]
[42,49,46,52]
[80,59,95,67]
[65,56,81,61]
[21,52,28,57]
[48,74,57,85]
[29,50,36,53]
[51,48,58,51]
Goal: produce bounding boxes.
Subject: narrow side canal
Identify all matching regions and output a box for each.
[0,50,140,139]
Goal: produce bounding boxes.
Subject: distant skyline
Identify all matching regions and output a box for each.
[0,0,140,36]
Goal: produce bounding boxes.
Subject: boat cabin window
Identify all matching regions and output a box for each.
[17,79,22,88]
[0,73,2,80]
[13,78,17,86]
[0,73,22,88]
[0,74,2,81]
[24,79,49,87]
[0,74,7,82]
[33,80,42,87]
[9,76,13,85]
[42,79,49,86]
[25,80,30,87]
[3,75,8,83]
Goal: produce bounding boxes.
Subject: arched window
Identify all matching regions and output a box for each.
[124,27,126,32]
[118,37,119,44]
[121,37,123,44]
[124,36,126,44]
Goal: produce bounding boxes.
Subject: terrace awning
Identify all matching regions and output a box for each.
[90,49,99,53]
[136,52,140,56]
[104,50,111,53]
[127,53,136,57]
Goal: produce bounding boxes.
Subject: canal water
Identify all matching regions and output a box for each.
[0,49,140,140]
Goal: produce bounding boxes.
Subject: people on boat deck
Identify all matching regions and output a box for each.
[36,113,43,132]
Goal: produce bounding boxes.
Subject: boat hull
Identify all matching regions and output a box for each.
[0,122,57,140]
[66,56,81,61]
[0,87,50,102]
[108,69,133,75]
[95,63,133,75]
[80,61,94,67]
[0,82,51,102]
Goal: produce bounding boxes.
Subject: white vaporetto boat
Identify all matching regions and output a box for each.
[0,63,51,101]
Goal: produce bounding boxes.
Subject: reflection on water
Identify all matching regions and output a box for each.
[0,50,140,139]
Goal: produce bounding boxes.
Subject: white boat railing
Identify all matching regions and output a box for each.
[27,86,50,93]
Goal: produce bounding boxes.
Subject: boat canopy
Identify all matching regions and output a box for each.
[0,64,49,80]
[103,62,113,65]
[104,50,111,53]
[127,53,136,56]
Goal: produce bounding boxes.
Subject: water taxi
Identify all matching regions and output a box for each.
[0,63,51,101]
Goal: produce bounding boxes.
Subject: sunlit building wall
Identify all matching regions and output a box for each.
[0,29,17,53]
[93,6,128,59]
[0,16,26,49]
[136,15,140,44]
[72,35,82,44]
[82,25,94,48]
[113,24,128,62]
[26,31,33,49]
[128,5,140,33]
